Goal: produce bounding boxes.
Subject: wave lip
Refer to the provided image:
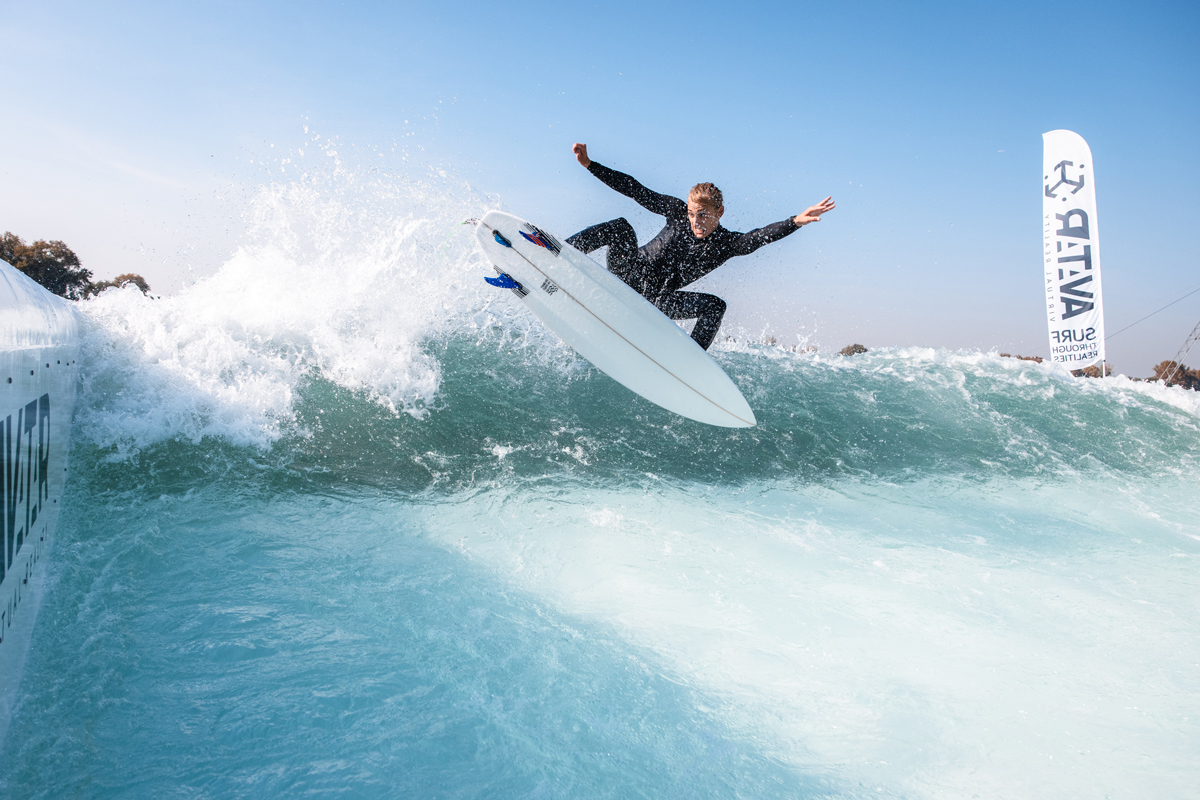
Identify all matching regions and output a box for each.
[75,169,501,453]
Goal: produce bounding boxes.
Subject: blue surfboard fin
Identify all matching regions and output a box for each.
[485,273,520,289]
[493,230,513,248]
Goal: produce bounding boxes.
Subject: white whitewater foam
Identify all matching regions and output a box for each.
[74,163,513,452]
[421,474,1200,799]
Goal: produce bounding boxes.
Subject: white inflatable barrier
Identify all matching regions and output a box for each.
[0,260,79,745]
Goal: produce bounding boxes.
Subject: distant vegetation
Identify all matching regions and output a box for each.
[86,273,151,297]
[1150,360,1200,391]
[3,232,1193,390]
[1,232,150,300]
[1071,364,1113,379]
[1001,352,1195,389]
[1,232,92,299]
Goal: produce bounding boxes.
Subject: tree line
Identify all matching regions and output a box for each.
[4,231,1195,390]
[1000,353,1198,390]
[0,232,150,300]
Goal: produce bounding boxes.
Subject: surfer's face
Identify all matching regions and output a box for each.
[687,201,723,238]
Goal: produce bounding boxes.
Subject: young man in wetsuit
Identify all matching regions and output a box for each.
[567,143,835,350]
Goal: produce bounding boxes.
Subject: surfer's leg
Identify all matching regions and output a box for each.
[654,291,727,350]
[566,218,640,269]
[567,218,649,290]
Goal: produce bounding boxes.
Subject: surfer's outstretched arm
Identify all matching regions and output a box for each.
[725,197,837,258]
[571,143,684,218]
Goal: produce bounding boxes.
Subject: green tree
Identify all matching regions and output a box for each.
[0,232,93,299]
[1152,360,1200,390]
[86,273,152,297]
[2,233,152,299]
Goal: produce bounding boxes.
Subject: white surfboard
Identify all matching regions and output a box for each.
[474,211,755,427]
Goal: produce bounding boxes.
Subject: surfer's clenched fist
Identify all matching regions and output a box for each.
[793,197,836,227]
[573,143,591,168]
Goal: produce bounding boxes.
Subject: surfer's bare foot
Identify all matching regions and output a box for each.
[573,143,591,168]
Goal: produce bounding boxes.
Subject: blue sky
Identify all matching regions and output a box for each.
[2,0,1197,372]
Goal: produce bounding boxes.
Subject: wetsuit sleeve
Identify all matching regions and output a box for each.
[587,162,687,219]
[728,218,801,256]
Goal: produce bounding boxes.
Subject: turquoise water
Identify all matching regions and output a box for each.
[1,172,1198,798]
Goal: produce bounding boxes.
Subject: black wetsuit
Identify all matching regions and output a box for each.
[567,161,802,349]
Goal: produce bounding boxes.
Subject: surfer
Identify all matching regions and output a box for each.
[567,143,834,350]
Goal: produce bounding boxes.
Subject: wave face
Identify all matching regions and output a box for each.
[2,166,1199,799]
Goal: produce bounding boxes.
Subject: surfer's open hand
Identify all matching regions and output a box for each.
[573,143,591,168]
[793,197,835,226]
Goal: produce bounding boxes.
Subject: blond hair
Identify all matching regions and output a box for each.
[688,182,723,210]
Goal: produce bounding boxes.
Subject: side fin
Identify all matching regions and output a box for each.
[485,270,529,298]
[484,273,520,289]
